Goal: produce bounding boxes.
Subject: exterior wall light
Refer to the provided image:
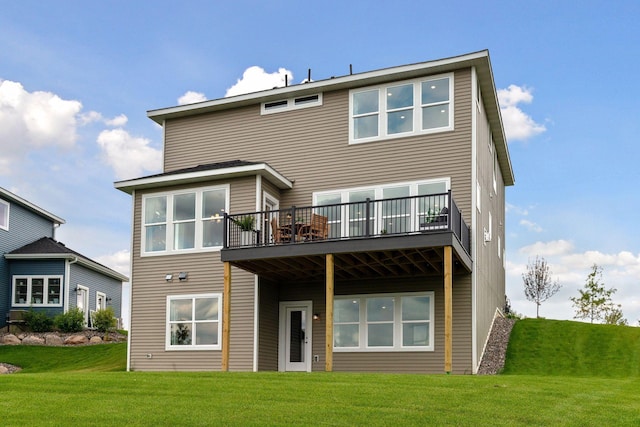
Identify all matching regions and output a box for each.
[178,272,188,281]
[165,274,173,282]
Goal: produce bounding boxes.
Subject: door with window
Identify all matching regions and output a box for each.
[263,193,279,244]
[76,286,89,326]
[279,301,312,372]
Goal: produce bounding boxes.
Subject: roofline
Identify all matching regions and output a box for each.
[4,253,129,282]
[114,162,294,194]
[0,187,65,225]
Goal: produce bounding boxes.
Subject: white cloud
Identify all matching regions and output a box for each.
[519,219,543,233]
[95,249,131,278]
[519,239,574,257]
[178,91,207,105]
[106,114,128,127]
[225,66,293,97]
[80,111,128,127]
[0,79,82,174]
[498,84,546,142]
[96,129,162,180]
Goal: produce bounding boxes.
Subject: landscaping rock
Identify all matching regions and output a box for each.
[90,336,103,344]
[0,366,8,374]
[45,334,64,346]
[477,317,516,375]
[64,335,89,345]
[22,335,45,345]
[2,334,21,345]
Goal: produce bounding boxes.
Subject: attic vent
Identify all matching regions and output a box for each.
[261,93,323,115]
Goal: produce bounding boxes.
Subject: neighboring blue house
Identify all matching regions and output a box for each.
[1,187,127,329]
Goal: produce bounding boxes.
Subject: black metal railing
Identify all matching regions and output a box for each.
[223,191,470,254]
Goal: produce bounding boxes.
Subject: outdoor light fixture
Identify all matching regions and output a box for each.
[178,272,188,281]
[165,274,173,282]
[313,313,320,320]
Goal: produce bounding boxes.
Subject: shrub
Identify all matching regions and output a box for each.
[92,307,117,332]
[23,309,54,332]
[55,308,85,333]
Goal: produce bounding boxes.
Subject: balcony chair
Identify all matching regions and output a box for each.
[300,213,329,241]
[270,217,292,244]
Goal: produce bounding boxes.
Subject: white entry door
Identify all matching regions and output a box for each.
[76,285,89,326]
[279,301,312,372]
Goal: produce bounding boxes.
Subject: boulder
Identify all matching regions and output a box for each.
[45,334,64,346]
[64,335,89,345]
[2,334,21,345]
[89,336,103,344]
[0,366,8,374]
[22,335,45,345]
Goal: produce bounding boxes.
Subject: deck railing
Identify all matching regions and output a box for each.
[223,191,470,254]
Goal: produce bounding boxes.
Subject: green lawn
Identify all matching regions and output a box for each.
[1,320,640,426]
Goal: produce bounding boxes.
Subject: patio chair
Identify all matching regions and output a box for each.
[271,217,291,243]
[301,213,328,241]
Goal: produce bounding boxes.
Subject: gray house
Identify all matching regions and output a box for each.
[116,50,514,374]
[1,187,127,329]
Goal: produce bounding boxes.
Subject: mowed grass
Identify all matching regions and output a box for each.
[1,320,640,426]
[503,318,640,377]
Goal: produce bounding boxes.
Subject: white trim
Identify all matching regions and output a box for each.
[96,291,107,311]
[278,300,313,372]
[0,187,65,225]
[141,184,229,256]
[5,253,128,282]
[165,293,222,351]
[470,66,479,373]
[349,73,454,145]
[333,291,434,352]
[76,284,90,326]
[115,163,293,194]
[127,190,135,371]
[0,198,9,231]
[12,275,64,307]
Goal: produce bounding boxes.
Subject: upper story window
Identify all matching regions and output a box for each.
[349,73,453,144]
[0,199,8,231]
[261,93,322,115]
[13,276,63,307]
[142,185,229,255]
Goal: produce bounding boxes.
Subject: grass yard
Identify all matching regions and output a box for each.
[1,319,640,426]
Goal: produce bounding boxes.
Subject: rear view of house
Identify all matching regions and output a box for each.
[116,50,514,374]
[1,187,127,329]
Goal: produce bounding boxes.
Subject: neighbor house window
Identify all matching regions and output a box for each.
[0,199,8,231]
[142,186,228,255]
[166,294,221,350]
[333,292,434,352]
[350,74,453,143]
[12,276,62,306]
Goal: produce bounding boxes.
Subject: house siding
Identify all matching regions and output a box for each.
[128,178,257,371]
[69,263,123,319]
[0,198,56,326]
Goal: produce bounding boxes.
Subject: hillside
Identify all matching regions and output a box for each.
[502,318,640,377]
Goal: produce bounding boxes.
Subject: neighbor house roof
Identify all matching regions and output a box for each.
[5,237,128,282]
[115,160,293,194]
[0,187,65,226]
[146,50,514,186]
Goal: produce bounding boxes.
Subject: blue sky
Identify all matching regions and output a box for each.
[2,1,639,328]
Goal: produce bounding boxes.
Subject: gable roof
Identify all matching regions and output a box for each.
[115,160,293,194]
[146,50,514,187]
[5,237,128,282]
[0,187,65,226]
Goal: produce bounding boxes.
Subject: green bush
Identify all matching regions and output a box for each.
[92,307,117,332]
[54,307,85,333]
[23,309,54,332]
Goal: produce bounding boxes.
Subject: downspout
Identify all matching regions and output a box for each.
[64,256,78,313]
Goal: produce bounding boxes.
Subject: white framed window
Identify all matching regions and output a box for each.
[0,199,8,231]
[261,93,322,114]
[142,185,229,255]
[314,178,449,238]
[349,73,454,144]
[12,276,63,307]
[166,293,222,351]
[96,291,107,310]
[333,292,434,352]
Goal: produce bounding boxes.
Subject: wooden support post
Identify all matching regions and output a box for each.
[325,254,334,372]
[222,261,231,371]
[444,246,453,374]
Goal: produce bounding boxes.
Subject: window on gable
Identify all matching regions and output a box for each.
[261,94,322,114]
[350,74,453,144]
[166,294,221,350]
[0,199,8,231]
[142,186,228,255]
[334,292,434,352]
[13,276,62,306]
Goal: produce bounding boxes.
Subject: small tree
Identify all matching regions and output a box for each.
[522,256,561,318]
[604,305,628,326]
[570,264,617,324]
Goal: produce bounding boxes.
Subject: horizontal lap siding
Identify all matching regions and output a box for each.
[257,280,279,371]
[129,179,256,371]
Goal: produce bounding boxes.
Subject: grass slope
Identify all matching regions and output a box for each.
[502,318,640,377]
